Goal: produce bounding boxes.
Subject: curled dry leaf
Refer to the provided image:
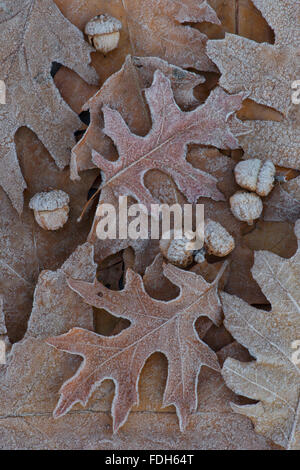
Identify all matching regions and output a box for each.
[221,220,300,449]
[106,0,220,70]
[24,243,96,339]
[47,262,228,432]
[207,0,300,169]
[91,70,248,209]
[0,0,98,213]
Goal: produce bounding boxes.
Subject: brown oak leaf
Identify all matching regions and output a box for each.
[47,262,228,432]
[243,220,297,260]
[90,70,248,208]
[0,243,103,449]
[207,0,300,169]
[0,0,98,213]
[0,127,98,342]
[221,220,300,449]
[71,55,205,179]
[264,177,300,223]
[56,0,220,85]
[101,0,220,70]
[88,187,160,274]
[0,245,274,449]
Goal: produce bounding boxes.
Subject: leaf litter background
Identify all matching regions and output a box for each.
[0,0,299,449]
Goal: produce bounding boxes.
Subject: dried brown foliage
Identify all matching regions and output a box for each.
[0,0,298,451]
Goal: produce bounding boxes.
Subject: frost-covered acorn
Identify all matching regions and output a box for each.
[256,161,276,196]
[29,190,70,231]
[160,231,194,268]
[85,14,122,54]
[230,191,263,225]
[204,220,235,257]
[234,158,276,197]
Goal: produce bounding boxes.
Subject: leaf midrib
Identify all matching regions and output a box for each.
[65,276,220,394]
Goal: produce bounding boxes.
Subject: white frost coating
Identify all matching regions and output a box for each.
[256,161,276,197]
[240,116,300,169]
[206,0,300,169]
[204,220,235,257]
[0,0,98,214]
[207,35,293,115]
[29,190,70,211]
[194,249,206,264]
[230,191,263,225]
[160,232,194,268]
[221,218,300,449]
[33,207,70,231]
[234,159,262,192]
[252,0,300,48]
[234,159,275,197]
[84,14,122,36]
[29,190,70,231]
[0,296,7,335]
[92,32,120,54]
[263,176,300,223]
[85,14,122,53]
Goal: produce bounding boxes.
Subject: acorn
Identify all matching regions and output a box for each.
[230,191,263,225]
[29,190,70,231]
[234,159,276,197]
[204,220,235,257]
[85,14,122,54]
[160,231,194,268]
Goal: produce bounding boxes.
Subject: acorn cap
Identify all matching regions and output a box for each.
[85,14,122,36]
[29,190,70,211]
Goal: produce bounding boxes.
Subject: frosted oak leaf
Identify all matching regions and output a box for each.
[264,176,300,223]
[71,55,206,180]
[0,0,98,213]
[59,0,221,85]
[91,70,248,209]
[207,0,300,169]
[221,220,300,450]
[0,127,98,342]
[114,0,221,71]
[47,262,227,432]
